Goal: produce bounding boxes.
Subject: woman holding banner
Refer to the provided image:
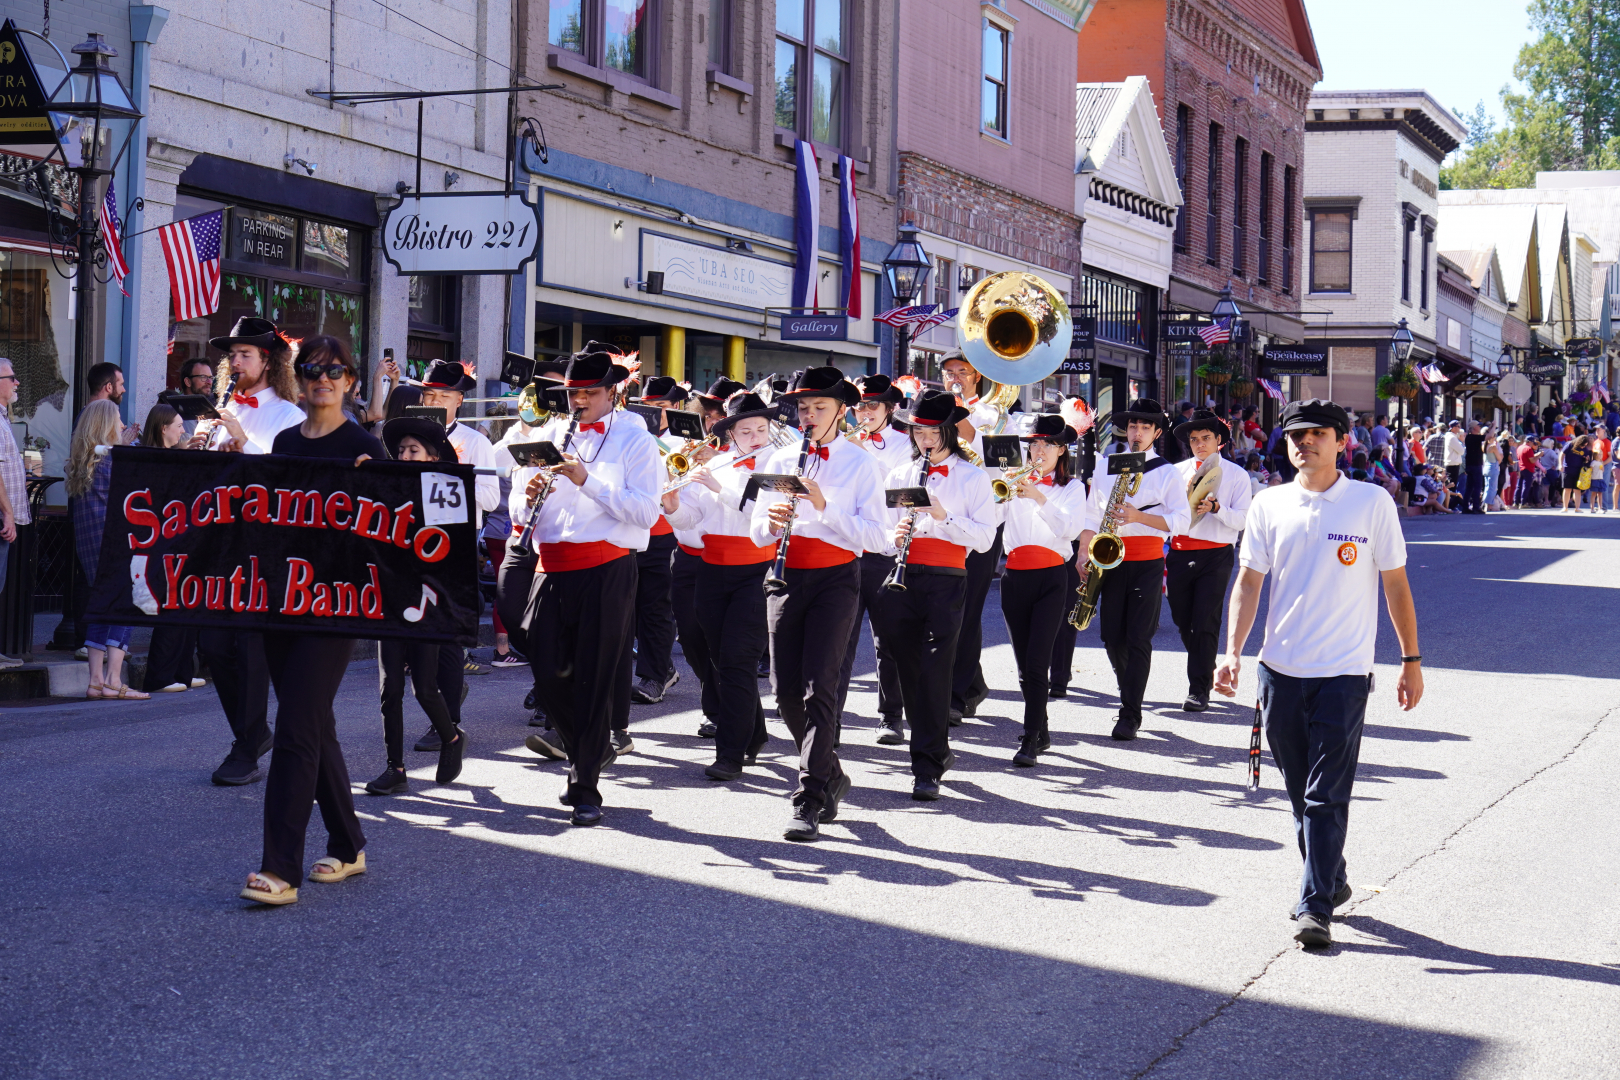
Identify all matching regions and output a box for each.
[242,337,387,906]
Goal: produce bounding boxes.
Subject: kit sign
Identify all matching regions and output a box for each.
[382,192,541,276]
[646,233,792,310]
[85,448,480,645]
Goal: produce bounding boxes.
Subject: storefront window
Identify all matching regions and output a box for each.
[301,221,359,280]
[0,249,74,490]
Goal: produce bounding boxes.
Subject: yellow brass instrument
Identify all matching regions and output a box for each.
[664,435,719,476]
[1186,454,1223,527]
[955,272,1072,426]
[990,463,1038,503]
[1067,467,1143,630]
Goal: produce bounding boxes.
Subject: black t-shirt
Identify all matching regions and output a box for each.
[1464,432,1484,467]
[272,419,386,460]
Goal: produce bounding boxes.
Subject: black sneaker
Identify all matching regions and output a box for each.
[705,758,744,781]
[757,657,772,679]
[570,804,603,826]
[1182,692,1209,712]
[876,718,905,745]
[435,727,466,785]
[1293,912,1332,948]
[947,709,964,728]
[783,803,820,841]
[525,731,566,760]
[630,677,665,705]
[911,778,941,801]
[491,649,527,669]
[528,707,548,727]
[413,727,443,753]
[1331,883,1353,908]
[819,773,852,823]
[1013,736,1049,768]
[697,719,717,739]
[1110,714,1140,741]
[211,756,262,786]
[523,688,536,711]
[1047,685,1068,699]
[611,729,634,756]
[365,766,408,795]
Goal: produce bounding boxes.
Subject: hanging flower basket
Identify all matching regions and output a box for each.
[1377,365,1420,400]
[1196,361,1232,385]
[1229,378,1255,397]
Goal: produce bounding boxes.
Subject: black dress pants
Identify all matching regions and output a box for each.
[768,561,858,811]
[260,633,364,886]
[143,624,197,692]
[199,629,271,763]
[497,542,538,657]
[436,635,465,727]
[379,640,456,768]
[1098,557,1163,723]
[835,552,903,725]
[1165,544,1234,697]
[696,558,770,765]
[1048,549,1081,692]
[530,555,637,807]
[872,570,965,782]
[672,547,719,721]
[951,525,1004,711]
[633,531,677,684]
[1000,564,1067,743]
[1464,465,1484,512]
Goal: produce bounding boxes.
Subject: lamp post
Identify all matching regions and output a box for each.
[881,222,932,379]
[1390,317,1415,469]
[1210,284,1243,432]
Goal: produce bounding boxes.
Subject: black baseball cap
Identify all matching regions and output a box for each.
[1279,398,1351,435]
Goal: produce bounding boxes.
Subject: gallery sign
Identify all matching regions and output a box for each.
[780,313,848,340]
[382,192,541,276]
[646,233,792,310]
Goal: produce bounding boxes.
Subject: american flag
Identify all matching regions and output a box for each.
[874,303,940,328]
[100,179,129,293]
[1419,362,1449,384]
[912,306,959,333]
[1257,377,1285,402]
[1595,380,1611,403]
[158,211,223,322]
[1197,317,1234,347]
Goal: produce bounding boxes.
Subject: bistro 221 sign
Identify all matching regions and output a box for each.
[382,191,542,276]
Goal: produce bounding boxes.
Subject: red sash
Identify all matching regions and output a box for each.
[785,536,855,569]
[1006,545,1065,570]
[1170,536,1228,551]
[703,534,775,566]
[1122,535,1166,561]
[906,538,968,569]
[538,541,630,572]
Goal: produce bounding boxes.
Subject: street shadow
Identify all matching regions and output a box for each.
[1335,916,1620,986]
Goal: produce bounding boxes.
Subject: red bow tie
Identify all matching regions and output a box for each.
[809,445,830,461]
[232,393,259,408]
[1036,474,1054,486]
[928,464,949,478]
[736,456,757,470]
[580,421,605,434]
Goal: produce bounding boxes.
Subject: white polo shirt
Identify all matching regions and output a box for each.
[1240,472,1406,679]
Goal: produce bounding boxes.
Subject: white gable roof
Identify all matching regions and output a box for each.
[1075,76,1181,208]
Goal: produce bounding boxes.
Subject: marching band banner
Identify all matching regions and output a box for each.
[85,448,481,645]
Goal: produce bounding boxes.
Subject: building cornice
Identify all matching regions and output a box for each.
[1170,0,1322,114]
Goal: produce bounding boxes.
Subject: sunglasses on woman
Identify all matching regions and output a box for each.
[298,361,351,381]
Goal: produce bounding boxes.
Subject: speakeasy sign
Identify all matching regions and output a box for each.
[646,233,792,310]
[85,448,480,644]
[382,191,541,276]
[1260,345,1329,377]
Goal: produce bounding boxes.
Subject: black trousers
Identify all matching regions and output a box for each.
[696,558,770,764]
[530,555,637,807]
[1464,465,1484,512]
[260,633,364,886]
[1098,557,1163,723]
[1048,550,1081,692]
[672,548,719,720]
[835,552,903,725]
[633,531,677,683]
[436,634,465,727]
[379,640,456,768]
[143,624,197,692]
[1165,544,1234,698]
[768,560,858,810]
[951,525,1004,711]
[1000,564,1067,742]
[873,570,965,781]
[497,542,538,657]
[198,629,271,762]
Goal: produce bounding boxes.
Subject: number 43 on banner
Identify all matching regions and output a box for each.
[421,473,469,527]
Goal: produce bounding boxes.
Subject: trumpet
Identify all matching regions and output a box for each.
[990,464,1038,503]
[663,435,718,476]
[513,408,584,555]
[661,450,747,494]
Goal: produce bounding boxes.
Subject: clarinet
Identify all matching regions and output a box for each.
[762,423,813,595]
[514,408,583,556]
[883,457,934,592]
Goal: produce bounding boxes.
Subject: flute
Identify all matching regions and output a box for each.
[513,408,583,555]
[762,423,813,595]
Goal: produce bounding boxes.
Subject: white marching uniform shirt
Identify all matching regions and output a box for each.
[747,435,888,556]
[664,450,769,545]
[1001,473,1089,561]
[212,386,304,454]
[1173,453,1253,545]
[879,455,998,557]
[524,410,662,552]
[446,421,500,516]
[855,425,915,479]
[1083,449,1192,542]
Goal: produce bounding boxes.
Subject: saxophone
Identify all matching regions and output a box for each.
[1066,466,1143,630]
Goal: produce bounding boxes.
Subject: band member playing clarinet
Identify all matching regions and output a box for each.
[661,392,779,781]
[748,367,886,841]
[1077,399,1190,741]
[998,413,1087,767]
[1167,409,1252,712]
[873,390,996,801]
[940,351,1004,725]
[522,348,662,826]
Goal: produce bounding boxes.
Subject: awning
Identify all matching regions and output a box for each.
[1435,352,1498,390]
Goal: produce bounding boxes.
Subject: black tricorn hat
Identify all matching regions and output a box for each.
[382,416,457,463]
[641,376,689,403]
[422,360,477,393]
[209,316,293,356]
[697,376,746,404]
[1021,412,1077,444]
[894,388,970,428]
[856,373,904,405]
[711,391,778,438]
[1172,408,1231,444]
[560,345,631,389]
[778,365,859,406]
[1113,397,1171,432]
[1280,397,1351,435]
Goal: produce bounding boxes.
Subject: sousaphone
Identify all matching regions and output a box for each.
[956,272,1073,405]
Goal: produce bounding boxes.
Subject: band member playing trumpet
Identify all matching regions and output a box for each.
[835,373,914,744]
[661,392,779,780]
[1168,409,1252,712]
[748,366,886,841]
[873,390,996,800]
[522,348,662,827]
[998,414,1088,767]
[1078,399,1190,741]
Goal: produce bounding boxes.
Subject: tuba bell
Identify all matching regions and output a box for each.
[956,271,1073,391]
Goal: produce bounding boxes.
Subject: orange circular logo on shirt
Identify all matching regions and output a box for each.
[1337,542,1358,566]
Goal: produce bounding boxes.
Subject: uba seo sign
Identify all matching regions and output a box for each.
[382,192,542,276]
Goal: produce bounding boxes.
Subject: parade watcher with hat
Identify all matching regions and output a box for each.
[835,373,914,743]
[997,413,1088,767]
[1167,409,1253,712]
[1215,398,1422,948]
[872,389,997,799]
[521,346,662,826]
[1077,398,1191,741]
[748,366,886,840]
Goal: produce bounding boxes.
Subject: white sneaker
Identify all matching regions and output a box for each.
[0,653,22,670]
[190,677,206,688]
[158,682,187,693]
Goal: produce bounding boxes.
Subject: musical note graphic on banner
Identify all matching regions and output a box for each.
[403,584,439,623]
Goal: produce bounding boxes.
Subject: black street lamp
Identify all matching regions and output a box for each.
[1209,284,1243,429]
[1390,318,1415,469]
[881,222,931,378]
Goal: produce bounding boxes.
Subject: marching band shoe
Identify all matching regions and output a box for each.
[610,729,635,756]
[1110,714,1141,741]
[211,755,263,787]
[819,773,852,823]
[756,656,772,679]
[570,804,603,827]
[1047,685,1068,699]
[435,727,467,785]
[1331,883,1354,908]
[528,707,548,727]
[1292,912,1333,949]
[947,709,964,728]
[875,718,905,745]
[525,731,567,761]
[630,677,666,705]
[523,688,536,711]
[911,778,941,802]
[1182,692,1209,713]
[413,727,443,753]
[705,759,744,782]
[558,789,576,806]
[1012,739,1044,768]
[365,766,408,796]
[743,744,764,767]
[697,719,718,739]
[961,688,988,718]
[783,803,821,842]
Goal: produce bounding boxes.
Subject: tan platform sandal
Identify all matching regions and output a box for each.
[309,851,366,883]
[86,682,104,699]
[239,872,298,905]
[113,685,150,700]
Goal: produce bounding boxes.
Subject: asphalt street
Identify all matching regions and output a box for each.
[0,508,1616,1079]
